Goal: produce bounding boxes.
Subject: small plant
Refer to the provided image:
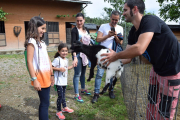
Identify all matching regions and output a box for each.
[0,7,9,21]
[72,14,76,17]
[56,14,70,18]
[56,15,61,18]
[56,15,64,18]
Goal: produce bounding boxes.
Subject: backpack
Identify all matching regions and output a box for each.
[24,50,31,76]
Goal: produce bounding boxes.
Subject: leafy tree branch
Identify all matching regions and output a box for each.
[0,7,8,21]
[157,0,180,22]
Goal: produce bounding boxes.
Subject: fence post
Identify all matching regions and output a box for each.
[175,88,180,120]
[134,74,139,120]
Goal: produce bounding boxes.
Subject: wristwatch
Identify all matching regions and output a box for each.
[31,77,37,81]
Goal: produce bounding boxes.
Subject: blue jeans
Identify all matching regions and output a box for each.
[94,65,113,94]
[38,86,50,120]
[88,59,91,68]
[73,54,87,94]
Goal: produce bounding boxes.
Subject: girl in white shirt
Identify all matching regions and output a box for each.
[52,43,74,120]
[25,16,54,120]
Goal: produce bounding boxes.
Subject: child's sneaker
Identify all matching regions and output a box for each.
[81,90,91,95]
[56,111,65,120]
[62,107,74,113]
[74,95,84,103]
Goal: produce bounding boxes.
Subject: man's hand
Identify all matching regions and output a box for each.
[108,31,115,37]
[114,31,123,45]
[100,49,117,66]
[114,35,119,43]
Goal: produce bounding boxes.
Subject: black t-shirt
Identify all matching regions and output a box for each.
[128,15,180,76]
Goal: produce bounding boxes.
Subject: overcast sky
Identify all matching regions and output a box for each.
[83,0,179,25]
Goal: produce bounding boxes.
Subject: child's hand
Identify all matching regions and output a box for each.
[33,79,41,91]
[51,76,55,86]
[73,57,78,67]
[60,67,66,72]
[68,65,74,70]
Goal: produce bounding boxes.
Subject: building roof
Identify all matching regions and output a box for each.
[71,23,97,30]
[168,25,180,31]
[54,0,92,4]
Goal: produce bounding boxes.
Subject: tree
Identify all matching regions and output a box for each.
[103,0,124,23]
[157,0,180,22]
[0,7,8,21]
[104,0,156,22]
[85,15,109,26]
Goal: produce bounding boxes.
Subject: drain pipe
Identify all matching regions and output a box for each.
[80,3,88,12]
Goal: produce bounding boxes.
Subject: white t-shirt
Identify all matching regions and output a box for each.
[28,38,51,88]
[98,23,123,49]
[52,56,68,86]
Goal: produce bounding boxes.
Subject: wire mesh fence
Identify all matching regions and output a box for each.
[120,56,180,120]
[120,24,180,119]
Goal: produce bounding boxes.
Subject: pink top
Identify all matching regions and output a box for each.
[80,35,91,66]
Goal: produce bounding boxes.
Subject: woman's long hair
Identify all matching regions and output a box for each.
[76,13,86,31]
[54,43,68,58]
[24,16,46,48]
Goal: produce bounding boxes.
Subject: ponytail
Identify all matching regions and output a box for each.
[54,42,68,58]
[54,52,60,58]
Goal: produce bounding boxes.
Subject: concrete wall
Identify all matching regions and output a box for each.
[0,0,82,50]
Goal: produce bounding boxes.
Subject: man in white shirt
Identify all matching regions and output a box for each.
[92,10,123,103]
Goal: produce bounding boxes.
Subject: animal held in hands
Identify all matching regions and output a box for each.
[71,41,124,92]
[96,49,123,84]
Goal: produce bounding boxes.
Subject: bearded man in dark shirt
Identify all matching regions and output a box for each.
[101,0,180,119]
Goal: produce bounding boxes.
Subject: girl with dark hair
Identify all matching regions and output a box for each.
[71,12,91,103]
[52,43,74,120]
[25,16,54,120]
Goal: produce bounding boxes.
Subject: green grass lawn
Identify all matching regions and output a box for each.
[0,52,128,120]
[48,51,128,120]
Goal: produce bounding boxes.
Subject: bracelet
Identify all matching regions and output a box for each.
[51,75,54,76]
[31,77,37,81]
[74,56,77,57]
